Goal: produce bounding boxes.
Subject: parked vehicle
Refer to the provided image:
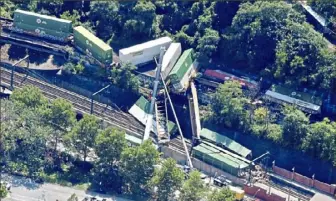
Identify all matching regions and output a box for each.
[213,175,231,187]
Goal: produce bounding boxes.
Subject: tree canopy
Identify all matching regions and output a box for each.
[179,171,207,201]
[150,158,184,201]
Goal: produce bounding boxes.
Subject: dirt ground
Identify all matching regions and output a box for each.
[0,43,66,70]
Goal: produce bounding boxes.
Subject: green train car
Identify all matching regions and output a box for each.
[14,9,72,33]
[14,22,70,39]
[168,48,196,92]
[12,9,72,42]
[73,26,113,64]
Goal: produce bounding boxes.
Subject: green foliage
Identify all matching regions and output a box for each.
[46,98,76,130]
[282,106,309,147]
[210,80,249,130]
[10,86,47,109]
[67,193,79,201]
[65,114,99,162]
[207,188,235,201]
[95,127,127,164]
[149,158,184,201]
[196,28,220,63]
[221,1,335,89]
[60,10,81,26]
[303,118,336,164]
[309,0,336,29]
[36,0,63,16]
[120,140,160,196]
[0,184,8,198]
[274,22,334,88]
[110,62,140,93]
[179,171,207,201]
[63,61,85,75]
[0,0,15,18]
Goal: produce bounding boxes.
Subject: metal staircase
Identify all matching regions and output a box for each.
[155,92,170,144]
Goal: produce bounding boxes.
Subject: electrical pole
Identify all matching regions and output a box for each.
[90,84,111,114]
[10,54,29,89]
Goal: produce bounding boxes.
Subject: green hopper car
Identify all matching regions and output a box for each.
[14,9,72,33]
[73,26,113,64]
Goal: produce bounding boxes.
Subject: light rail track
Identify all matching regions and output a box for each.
[0,68,145,137]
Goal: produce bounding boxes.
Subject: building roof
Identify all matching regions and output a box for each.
[135,96,151,113]
[200,128,252,158]
[169,48,194,80]
[73,26,112,51]
[193,142,249,169]
[15,9,72,24]
[119,37,172,55]
[271,85,323,106]
[130,96,176,134]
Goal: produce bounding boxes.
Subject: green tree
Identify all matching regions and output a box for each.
[60,10,81,26]
[36,0,63,15]
[210,80,249,130]
[222,1,305,69]
[149,158,184,201]
[6,108,51,176]
[95,127,127,164]
[110,62,139,93]
[282,106,309,147]
[65,114,99,162]
[303,118,336,162]
[10,86,47,109]
[123,1,156,41]
[207,188,235,201]
[89,1,120,40]
[120,140,160,196]
[179,171,206,201]
[67,193,78,201]
[0,184,8,198]
[274,21,333,89]
[45,98,75,153]
[196,28,220,63]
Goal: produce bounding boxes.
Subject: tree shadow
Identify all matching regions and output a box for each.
[51,55,67,66]
[27,49,50,65]
[7,44,27,61]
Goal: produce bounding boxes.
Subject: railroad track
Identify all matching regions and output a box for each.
[0,67,191,154]
[0,68,146,138]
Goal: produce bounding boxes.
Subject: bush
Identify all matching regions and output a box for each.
[0,184,8,198]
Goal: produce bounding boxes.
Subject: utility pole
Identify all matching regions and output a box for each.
[10,54,29,89]
[90,84,111,114]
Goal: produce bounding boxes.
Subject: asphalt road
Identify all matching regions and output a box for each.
[1,174,133,201]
